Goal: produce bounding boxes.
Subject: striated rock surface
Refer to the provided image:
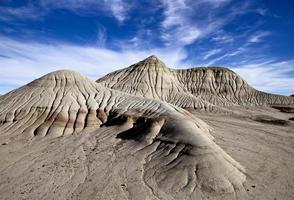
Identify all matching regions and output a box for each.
[0,70,247,199]
[97,56,294,109]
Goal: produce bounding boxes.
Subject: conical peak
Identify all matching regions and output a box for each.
[143,55,163,64]
[145,55,160,61]
[134,55,168,69]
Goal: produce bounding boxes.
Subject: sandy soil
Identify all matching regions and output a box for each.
[192,107,294,200]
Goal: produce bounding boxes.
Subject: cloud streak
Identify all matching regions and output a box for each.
[248,31,270,43]
[233,60,294,95]
[105,0,129,22]
[0,37,187,94]
[159,0,202,46]
[158,0,253,49]
[159,0,233,47]
[0,0,131,22]
[203,49,223,60]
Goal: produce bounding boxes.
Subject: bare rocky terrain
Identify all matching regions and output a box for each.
[0,56,293,200]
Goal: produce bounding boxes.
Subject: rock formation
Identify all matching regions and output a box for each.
[97,56,293,109]
[0,69,246,199]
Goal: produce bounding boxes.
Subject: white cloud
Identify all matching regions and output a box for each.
[161,25,201,46]
[0,37,187,94]
[160,0,201,46]
[49,0,131,22]
[161,0,188,28]
[203,47,245,66]
[40,0,130,22]
[203,48,222,60]
[233,60,294,95]
[103,0,129,22]
[212,34,234,43]
[159,0,238,47]
[248,31,270,43]
[96,27,107,47]
[255,8,268,16]
[0,5,42,21]
[0,0,131,22]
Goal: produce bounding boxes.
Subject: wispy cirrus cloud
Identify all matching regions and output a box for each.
[0,0,131,22]
[248,31,271,43]
[96,26,107,47]
[159,0,201,46]
[159,0,232,46]
[201,30,271,66]
[0,5,41,21]
[0,36,187,94]
[203,47,246,66]
[203,49,223,60]
[234,60,294,95]
[105,0,130,22]
[158,0,253,48]
[211,34,234,43]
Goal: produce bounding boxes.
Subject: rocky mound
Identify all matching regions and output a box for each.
[97,56,293,109]
[0,70,246,199]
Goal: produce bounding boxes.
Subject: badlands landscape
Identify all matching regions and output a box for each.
[0,56,293,200]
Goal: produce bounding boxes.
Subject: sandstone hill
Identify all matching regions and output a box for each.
[97,56,293,109]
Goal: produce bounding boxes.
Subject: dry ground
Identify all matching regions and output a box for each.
[192,107,294,200]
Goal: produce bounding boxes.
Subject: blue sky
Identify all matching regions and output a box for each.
[0,0,293,95]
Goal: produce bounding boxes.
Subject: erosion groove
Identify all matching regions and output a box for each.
[0,69,246,199]
[97,56,293,110]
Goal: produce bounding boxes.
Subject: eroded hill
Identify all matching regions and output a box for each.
[0,70,247,200]
[97,56,293,109]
